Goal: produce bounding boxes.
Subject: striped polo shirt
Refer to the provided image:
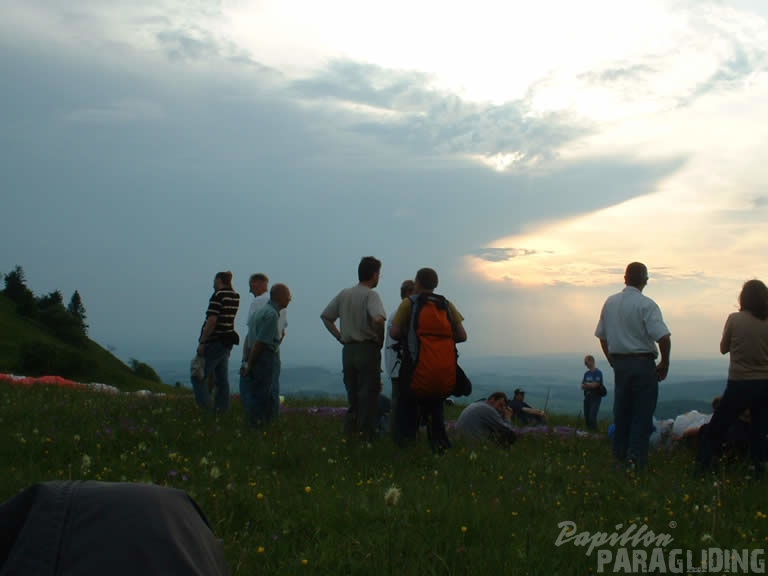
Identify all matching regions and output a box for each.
[206,289,240,339]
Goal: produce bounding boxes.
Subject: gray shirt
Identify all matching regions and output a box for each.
[456,401,514,442]
[321,284,386,345]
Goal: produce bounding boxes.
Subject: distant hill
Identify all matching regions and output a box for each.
[0,293,172,393]
[153,352,728,420]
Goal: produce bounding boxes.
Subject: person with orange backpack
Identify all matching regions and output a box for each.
[389,267,467,452]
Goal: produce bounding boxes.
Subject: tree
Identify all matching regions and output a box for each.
[129,358,163,384]
[3,265,37,318]
[68,290,88,335]
[37,290,64,310]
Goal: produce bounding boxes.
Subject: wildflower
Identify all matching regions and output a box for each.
[257,546,265,554]
[257,492,264,500]
[384,486,401,507]
[461,526,468,534]
[210,466,221,479]
[301,559,309,566]
[469,451,477,461]
[81,454,92,475]
[304,486,312,494]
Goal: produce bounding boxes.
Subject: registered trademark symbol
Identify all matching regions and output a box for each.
[669,521,677,528]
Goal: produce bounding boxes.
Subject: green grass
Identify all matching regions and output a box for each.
[1,383,767,575]
[0,293,173,393]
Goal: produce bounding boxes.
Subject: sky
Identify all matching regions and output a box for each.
[1,0,767,368]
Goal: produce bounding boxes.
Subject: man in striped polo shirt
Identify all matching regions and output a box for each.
[193,270,240,413]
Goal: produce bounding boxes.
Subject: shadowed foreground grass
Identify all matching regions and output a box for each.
[1,383,767,575]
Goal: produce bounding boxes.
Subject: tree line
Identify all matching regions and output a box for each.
[3,265,89,347]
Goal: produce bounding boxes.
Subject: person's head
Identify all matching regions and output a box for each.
[624,262,648,290]
[400,279,416,300]
[513,388,525,400]
[270,283,292,310]
[584,355,596,370]
[214,271,233,291]
[414,268,439,292]
[738,279,768,320]
[624,262,648,289]
[249,273,269,297]
[358,256,382,285]
[487,392,508,412]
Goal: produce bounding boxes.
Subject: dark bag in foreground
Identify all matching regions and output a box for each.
[454,364,472,397]
[0,481,230,575]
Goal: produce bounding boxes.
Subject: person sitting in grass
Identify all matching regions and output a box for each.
[455,392,517,447]
[507,389,547,426]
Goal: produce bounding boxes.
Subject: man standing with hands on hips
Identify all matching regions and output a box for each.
[321,257,387,442]
[595,262,671,472]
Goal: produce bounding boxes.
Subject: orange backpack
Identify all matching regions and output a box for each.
[402,293,457,398]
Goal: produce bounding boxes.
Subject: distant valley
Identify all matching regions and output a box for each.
[151,354,729,420]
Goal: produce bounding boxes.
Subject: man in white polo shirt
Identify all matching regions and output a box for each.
[595,262,671,472]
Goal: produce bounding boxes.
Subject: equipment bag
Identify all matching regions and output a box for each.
[403,293,457,398]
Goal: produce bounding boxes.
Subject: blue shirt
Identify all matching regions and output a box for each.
[248,301,281,353]
[582,368,603,394]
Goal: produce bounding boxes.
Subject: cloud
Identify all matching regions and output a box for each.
[469,248,549,263]
[290,60,591,167]
[65,100,164,124]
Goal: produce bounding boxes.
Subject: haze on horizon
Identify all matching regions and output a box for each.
[2,1,767,368]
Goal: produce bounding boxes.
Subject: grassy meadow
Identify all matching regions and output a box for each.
[1,382,767,575]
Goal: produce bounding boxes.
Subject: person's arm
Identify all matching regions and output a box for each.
[453,321,467,343]
[321,294,343,344]
[389,300,409,340]
[656,334,671,381]
[197,315,218,356]
[372,314,386,346]
[321,317,343,344]
[599,338,612,368]
[720,316,731,355]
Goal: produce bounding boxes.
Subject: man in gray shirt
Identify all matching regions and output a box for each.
[321,257,387,441]
[456,392,517,447]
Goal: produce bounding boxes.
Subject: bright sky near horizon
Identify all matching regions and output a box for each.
[1,1,767,367]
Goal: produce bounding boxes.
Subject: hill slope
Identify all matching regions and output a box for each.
[0,294,172,393]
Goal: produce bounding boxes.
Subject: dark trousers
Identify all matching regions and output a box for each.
[612,356,658,469]
[584,392,602,431]
[342,341,382,442]
[697,379,768,471]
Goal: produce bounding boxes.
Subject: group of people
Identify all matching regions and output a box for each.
[321,258,467,452]
[191,271,292,428]
[189,259,768,476]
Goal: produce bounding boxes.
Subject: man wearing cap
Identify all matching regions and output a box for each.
[507,388,547,425]
[595,261,671,472]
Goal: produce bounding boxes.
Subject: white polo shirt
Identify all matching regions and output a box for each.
[595,286,670,356]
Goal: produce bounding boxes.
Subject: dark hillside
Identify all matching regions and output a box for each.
[0,294,172,393]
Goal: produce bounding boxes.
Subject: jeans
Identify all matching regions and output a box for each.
[271,350,281,419]
[342,341,382,442]
[612,356,658,469]
[584,392,602,431]
[240,350,275,428]
[697,379,768,470]
[191,340,231,413]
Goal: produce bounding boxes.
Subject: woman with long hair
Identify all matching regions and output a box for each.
[696,279,768,476]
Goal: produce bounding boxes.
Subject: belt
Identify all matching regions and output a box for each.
[611,353,655,360]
